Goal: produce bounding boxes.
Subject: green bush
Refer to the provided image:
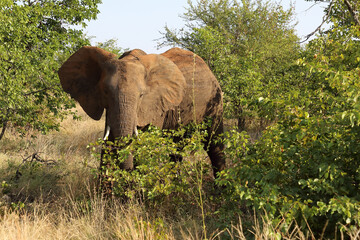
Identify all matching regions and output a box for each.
[214,10,360,238]
[92,123,214,208]
[218,113,360,237]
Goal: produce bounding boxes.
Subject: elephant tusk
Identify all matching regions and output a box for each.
[134,126,138,137]
[103,125,110,140]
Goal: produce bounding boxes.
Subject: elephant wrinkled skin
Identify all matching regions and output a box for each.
[58,46,225,178]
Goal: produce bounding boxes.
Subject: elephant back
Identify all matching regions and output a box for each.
[161,48,223,126]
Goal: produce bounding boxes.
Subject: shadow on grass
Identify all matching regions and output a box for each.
[0,152,97,205]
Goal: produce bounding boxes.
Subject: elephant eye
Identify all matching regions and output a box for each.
[140,93,144,98]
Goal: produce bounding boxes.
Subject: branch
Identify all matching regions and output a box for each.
[27,0,36,6]
[23,87,50,96]
[14,152,56,180]
[300,0,334,44]
[344,0,360,26]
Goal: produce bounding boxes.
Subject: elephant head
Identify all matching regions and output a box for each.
[58,46,187,168]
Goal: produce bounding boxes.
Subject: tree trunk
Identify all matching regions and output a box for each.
[0,119,8,141]
[237,106,246,131]
[237,116,246,132]
[0,109,10,141]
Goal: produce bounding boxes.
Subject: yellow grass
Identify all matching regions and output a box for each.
[2,105,103,161]
[0,196,173,240]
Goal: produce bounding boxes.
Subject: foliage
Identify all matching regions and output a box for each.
[161,0,300,129]
[2,0,360,238]
[0,0,101,141]
[92,123,213,208]
[2,114,360,239]
[95,38,128,56]
[215,1,360,238]
[305,0,360,28]
[92,122,223,239]
[218,122,360,237]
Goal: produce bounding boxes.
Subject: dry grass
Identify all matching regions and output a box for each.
[2,105,103,158]
[1,105,359,239]
[0,195,171,240]
[0,105,103,202]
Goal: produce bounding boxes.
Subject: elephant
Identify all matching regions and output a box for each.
[58,46,225,180]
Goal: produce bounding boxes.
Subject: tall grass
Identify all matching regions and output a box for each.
[0,193,171,240]
[1,106,359,239]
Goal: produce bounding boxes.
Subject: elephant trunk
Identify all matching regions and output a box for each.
[106,93,138,170]
[114,124,135,171]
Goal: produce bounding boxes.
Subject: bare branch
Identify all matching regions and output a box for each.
[299,0,334,44]
[14,152,56,180]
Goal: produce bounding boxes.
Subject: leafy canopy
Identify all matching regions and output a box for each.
[161,0,300,129]
[0,0,101,140]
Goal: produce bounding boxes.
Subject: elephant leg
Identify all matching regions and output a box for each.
[162,109,183,162]
[204,120,226,178]
[99,146,114,197]
[206,141,226,178]
[169,134,184,162]
[98,118,114,196]
[98,127,119,196]
[99,143,135,195]
[119,154,134,170]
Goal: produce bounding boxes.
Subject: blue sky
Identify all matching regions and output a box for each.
[83,0,329,53]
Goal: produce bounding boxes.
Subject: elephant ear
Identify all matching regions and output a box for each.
[137,54,186,127]
[58,46,116,120]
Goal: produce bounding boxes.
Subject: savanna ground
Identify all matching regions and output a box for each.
[0,106,358,240]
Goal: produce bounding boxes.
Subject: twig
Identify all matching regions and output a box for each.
[23,87,50,96]
[14,152,56,180]
[320,220,329,240]
[302,212,316,240]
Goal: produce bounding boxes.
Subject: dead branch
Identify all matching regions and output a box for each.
[14,152,57,180]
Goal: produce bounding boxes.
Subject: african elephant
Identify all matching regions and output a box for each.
[58,46,225,178]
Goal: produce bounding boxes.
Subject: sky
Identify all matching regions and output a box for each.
[83,0,329,54]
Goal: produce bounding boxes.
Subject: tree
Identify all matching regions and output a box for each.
[218,0,360,237]
[311,0,359,25]
[95,38,128,56]
[161,0,300,130]
[0,0,101,141]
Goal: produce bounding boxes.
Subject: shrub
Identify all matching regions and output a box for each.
[91,123,214,208]
[218,115,360,238]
